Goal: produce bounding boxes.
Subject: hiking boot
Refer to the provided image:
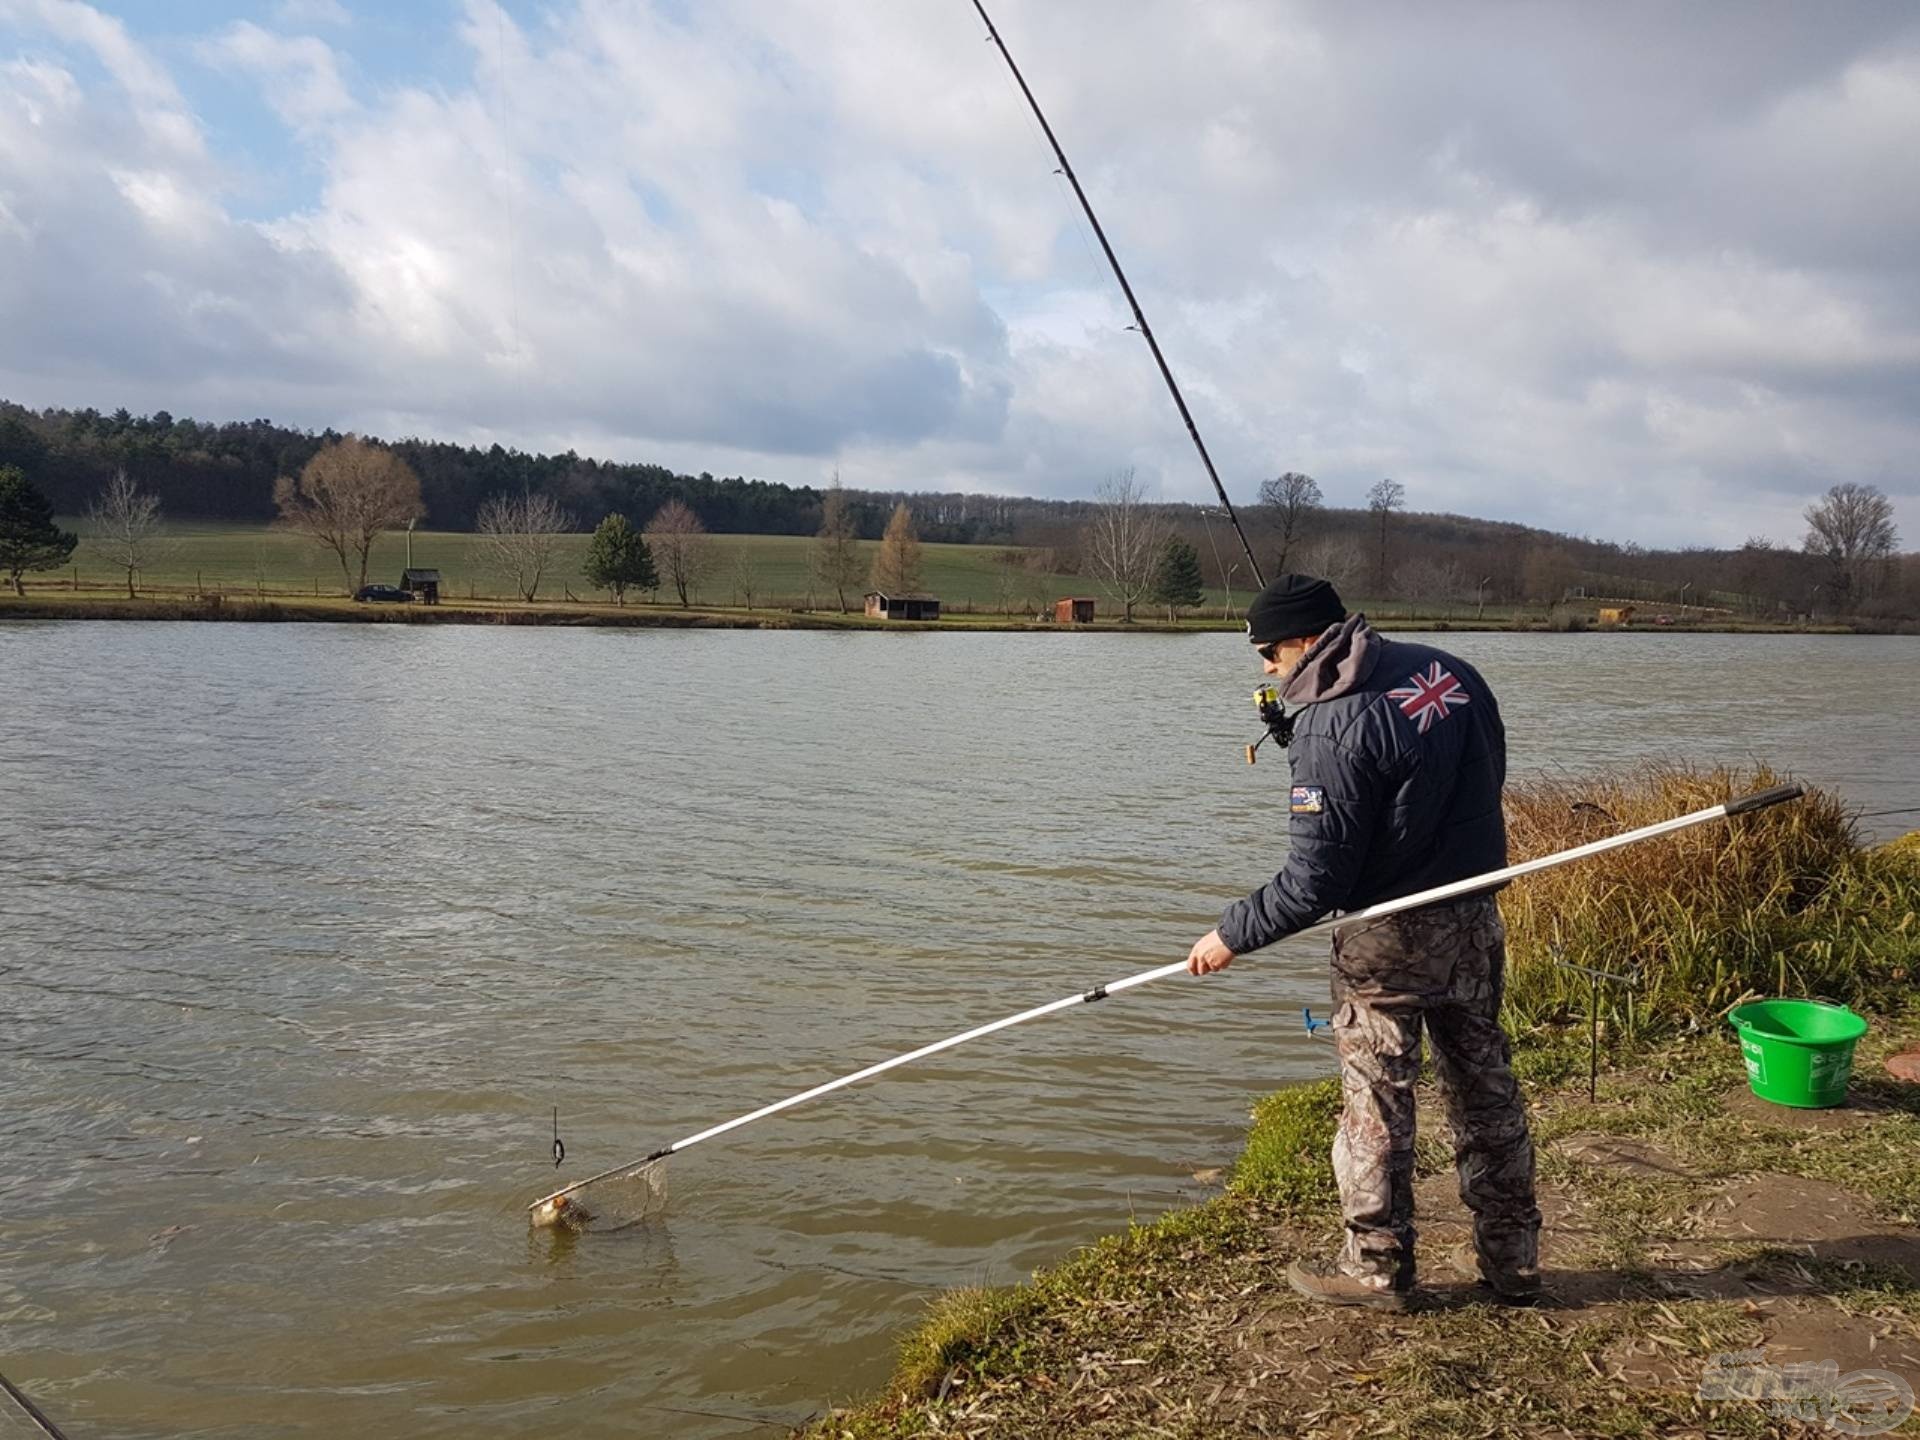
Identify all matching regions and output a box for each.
[1451,1243,1542,1306]
[1286,1257,1412,1312]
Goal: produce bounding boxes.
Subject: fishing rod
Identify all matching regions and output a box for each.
[970,0,1265,591]
[0,1366,70,1440]
[530,783,1803,1215]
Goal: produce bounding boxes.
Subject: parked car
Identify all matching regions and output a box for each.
[353,584,414,603]
[1654,614,1675,626]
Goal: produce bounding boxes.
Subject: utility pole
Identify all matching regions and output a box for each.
[406,518,415,572]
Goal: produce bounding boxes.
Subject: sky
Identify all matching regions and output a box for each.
[1,0,1916,548]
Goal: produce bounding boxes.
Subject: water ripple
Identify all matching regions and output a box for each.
[0,624,1914,1438]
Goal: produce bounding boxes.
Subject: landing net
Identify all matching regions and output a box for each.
[534,1158,669,1232]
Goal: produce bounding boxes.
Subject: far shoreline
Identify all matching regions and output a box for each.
[0,593,1882,635]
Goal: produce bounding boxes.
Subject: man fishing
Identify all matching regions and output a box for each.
[1185,573,1541,1311]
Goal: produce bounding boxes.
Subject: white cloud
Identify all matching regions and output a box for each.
[0,0,1916,548]
[196,20,352,132]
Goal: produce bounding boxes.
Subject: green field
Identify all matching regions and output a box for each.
[39,521,1546,622]
[45,523,1101,613]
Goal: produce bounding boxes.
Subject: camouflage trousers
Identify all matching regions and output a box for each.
[1327,894,1541,1285]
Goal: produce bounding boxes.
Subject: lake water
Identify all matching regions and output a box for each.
[1,625,1915,1438]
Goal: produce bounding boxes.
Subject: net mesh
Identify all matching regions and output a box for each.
[533,1159,670,1232]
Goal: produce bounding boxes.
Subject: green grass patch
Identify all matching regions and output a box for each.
[43,524,1100,611]
[1230,1076,1342,1212]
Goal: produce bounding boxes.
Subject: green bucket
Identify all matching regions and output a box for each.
[1727,998,1868,1108]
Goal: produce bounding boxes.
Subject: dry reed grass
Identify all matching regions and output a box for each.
[1500,763,1915,1035]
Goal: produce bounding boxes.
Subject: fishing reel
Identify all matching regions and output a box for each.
[1244,684,1295,764]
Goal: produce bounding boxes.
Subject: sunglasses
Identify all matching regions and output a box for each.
[1255,640,1284,663]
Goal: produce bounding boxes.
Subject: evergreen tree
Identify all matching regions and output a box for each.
[1151,534,1205,620]
[0,465,78,596]
[583,511,657,604]
[870,502,924,595]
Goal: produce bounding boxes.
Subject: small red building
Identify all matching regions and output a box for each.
[1054,597,1095,623]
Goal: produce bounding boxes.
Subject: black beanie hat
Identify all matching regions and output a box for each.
[1245,574,1346,646]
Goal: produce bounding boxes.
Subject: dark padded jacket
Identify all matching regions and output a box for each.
[1217,614,1507,955]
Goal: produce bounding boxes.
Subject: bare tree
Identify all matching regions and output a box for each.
[810,475,863,612]
[1803,482,1899,609]
[86,468,168,598]
[645,499,715,607]
[1732,537,1781,615]
[476,491,572,601]
[991,546,1026,616]
[730,545,762,609]
[1519,542,1579,608]
[1257,471,1322,575]
[869,502,924,595]
[1367,477,1405,594]
[273,437,423,592]
[1297,535,1367,593]
[1396,557,1466,618]
[1083,468,1162,622]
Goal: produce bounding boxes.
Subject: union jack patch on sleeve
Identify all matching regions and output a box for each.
[1290,785,1326,815]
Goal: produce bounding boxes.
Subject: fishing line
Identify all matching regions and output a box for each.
[1855,805,1920,820]
[969,0,1265,588]
[1050,169,1123,322]
[979,40,1112,315]
[494,5,524,381]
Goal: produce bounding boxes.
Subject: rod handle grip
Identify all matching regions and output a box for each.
[1724,783,1804,816]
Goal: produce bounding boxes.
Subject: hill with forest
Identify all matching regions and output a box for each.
[2,399,1912,621]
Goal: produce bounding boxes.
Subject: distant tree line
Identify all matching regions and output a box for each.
[0,400,1025,542]
[1,399,1911,619]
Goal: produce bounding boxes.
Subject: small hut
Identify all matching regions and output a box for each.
[1598,605,1634,627]
[864,591,941,621]
[401,568,442,605]
[1053,597,1096,624]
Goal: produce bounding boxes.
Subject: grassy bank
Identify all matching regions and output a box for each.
[806,771,1920,1438]
[1,587,1847,634]
[0,590,1275,632]
[23,521,1855,629]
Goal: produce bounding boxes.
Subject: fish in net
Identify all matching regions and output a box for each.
[530,1159,669,1231]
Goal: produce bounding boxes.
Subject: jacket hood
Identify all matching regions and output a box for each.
[1279,612,1381,706]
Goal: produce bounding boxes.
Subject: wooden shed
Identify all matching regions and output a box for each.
[401,568,442,604]
[1053,597,1096,624]
[864,591,941,621]
[1598,605,1634,627]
